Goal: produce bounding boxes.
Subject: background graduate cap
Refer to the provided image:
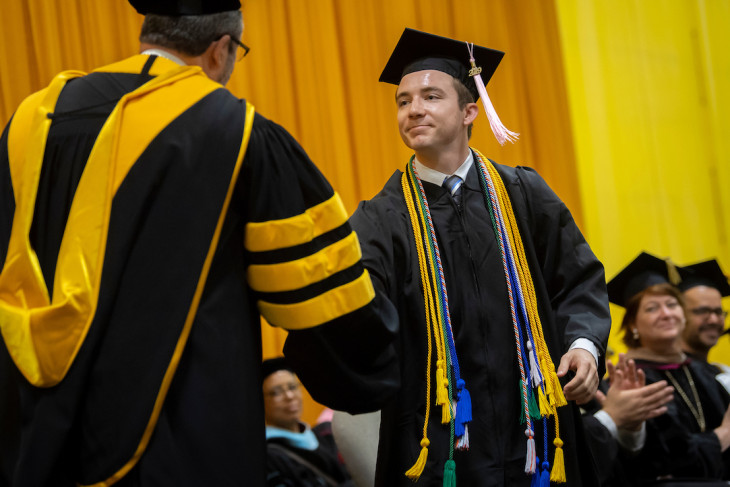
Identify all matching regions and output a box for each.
[261,357,294,382]
[607,251,682,307]
[129,0,240,15]
[379,28,518,145]
[678,259,730,296]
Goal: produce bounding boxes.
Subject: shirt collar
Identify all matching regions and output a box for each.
[141,48,186,66]
[413,151,473,186]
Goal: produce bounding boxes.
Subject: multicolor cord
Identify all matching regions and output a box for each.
[400,150,568,484]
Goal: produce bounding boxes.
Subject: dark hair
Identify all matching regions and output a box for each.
[621,283,685,348]
[261,357,293,383]
[452,77,475,139]
[140,11,242,57]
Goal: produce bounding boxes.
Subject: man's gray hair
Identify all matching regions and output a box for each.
[140,11,242,57]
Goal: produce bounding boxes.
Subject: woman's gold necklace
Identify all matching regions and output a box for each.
[664,366,706,432]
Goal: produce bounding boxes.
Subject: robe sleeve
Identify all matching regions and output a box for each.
[582,414,620,485]
[512,166,611,370]
[240,114,399,413]
[638,413,726,479]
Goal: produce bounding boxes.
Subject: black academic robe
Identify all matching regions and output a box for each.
[317,158,610,486]
[627,359,730,484]
[686,353,727,380]
[0,55,396,487]
[266,425,353,487]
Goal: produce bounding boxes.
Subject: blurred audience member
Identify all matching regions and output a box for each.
[263,358,353,487]
[678,259,730,393]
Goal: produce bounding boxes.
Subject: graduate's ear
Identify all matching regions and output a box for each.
[463,102,479,126]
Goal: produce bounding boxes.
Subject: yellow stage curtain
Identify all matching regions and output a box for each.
[555,0,730,365]
[1,0,579,422]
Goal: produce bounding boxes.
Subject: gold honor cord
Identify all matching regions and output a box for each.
[401,173,434,480]
[401,169,455,481]
[475,148,567,482]
[407,168,451,427]
[478,149,566,411]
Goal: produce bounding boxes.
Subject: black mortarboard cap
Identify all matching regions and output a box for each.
[607,252,682,307]
[261,357,293,382]
[379,28,504,102]
[678,259,730,296]
[129,0,240,15]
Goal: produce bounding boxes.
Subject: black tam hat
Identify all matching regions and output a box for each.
[261,357,293,383]
[678,259,730,296]
[129,0,240,15]
[379,28,518,145]
[607,252,681,307]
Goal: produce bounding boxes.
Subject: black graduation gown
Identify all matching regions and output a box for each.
[0,55,397,487]
[336,159,610,486]
[266,426,353,487]
[627,359,730,484]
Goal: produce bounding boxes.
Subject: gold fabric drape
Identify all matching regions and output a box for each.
[1,0,578,422]
[556,0,730,365]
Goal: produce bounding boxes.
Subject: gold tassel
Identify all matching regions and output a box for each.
[550,437,566,483]
[537,386,551,417]
[441,400,452,424]
[542,370,565,408]
[405,438,430,480]
[436,360,451,424]
[665,258,681,286]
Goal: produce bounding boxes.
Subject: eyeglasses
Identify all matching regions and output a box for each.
[265,382,300,400]
[229,35,250,61]
[689,307,728,319]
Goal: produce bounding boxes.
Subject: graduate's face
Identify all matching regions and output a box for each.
[681,286,725,353]
[263,370,303,431]
[396,70,472,157]
[633,293,686,350]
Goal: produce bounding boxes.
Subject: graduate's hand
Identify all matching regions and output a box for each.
[557,348,598,405]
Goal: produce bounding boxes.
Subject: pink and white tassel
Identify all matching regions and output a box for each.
[524,428,537,474]
[466,42,519,146]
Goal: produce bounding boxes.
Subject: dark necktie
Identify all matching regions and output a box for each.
[442,174,463,206]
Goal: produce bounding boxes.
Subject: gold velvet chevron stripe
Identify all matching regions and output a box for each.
[247,231,362,293]
[0,57,220,388]
[244,192,348,252]
[258,269,375,330]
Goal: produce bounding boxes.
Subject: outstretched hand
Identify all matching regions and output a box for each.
[558,348,598,405]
